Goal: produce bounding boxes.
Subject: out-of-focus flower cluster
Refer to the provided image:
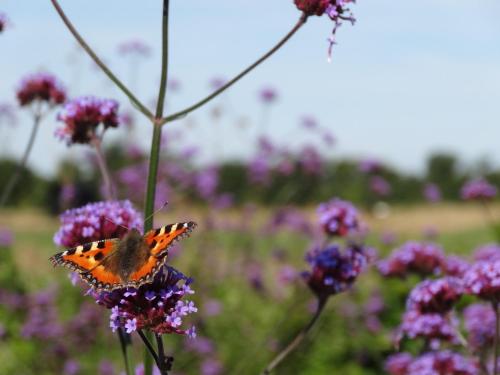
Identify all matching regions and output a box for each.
[118,39,151,57]
[53,200,143,248]
[16,72,66,107]
[0,12,8,33]
[56,96,120,145]
[461,178,497,201]
[317,198,359,237]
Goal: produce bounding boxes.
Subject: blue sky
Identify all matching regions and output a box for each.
[1,1,500,176]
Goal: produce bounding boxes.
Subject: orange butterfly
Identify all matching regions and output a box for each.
[49,222,196,291]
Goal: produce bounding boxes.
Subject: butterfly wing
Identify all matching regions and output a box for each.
[49,239,118,272]
[127,222,197,284]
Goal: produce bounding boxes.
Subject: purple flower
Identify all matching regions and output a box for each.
[299,145,323,175]
[203,299,222,317]
[94,267,197,336]
[407,351,479,375]
[184,336,215,355]
[201,358,223,375]
[195,167,219,200]
[423,183,442,202]
[0,13,9,33]
[473,243,500,262]
[21,288,63,340]
[317,198,359,237]
[370,175,391,197]
[377,241,445,278]
[118,39,151,57]
[301,115,318,129]
[16,72,66,107]
[267,207,313,236]
[406,278,463,314]
[380,231,397,246]
[98,360,114,375]
[397,310,460,344]
[0,227,13,247]
[463,260,500,302]
[385,352,413,375]
[56,96,120,145]
[63,360,80,375]
[461,178,497,201]
[302,244,369,298]
[248,156,271,185]
[443,256,469,277]
[359,158,382,174]
[53,200,143,248]
[464,303,495,352]
[259,86,278,104]
[209,77,226,90]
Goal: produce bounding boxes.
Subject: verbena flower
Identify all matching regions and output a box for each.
[463,303,495,352]
[53,200,143,248]
[406,278,463,314]
[317,198,359,237]
[259,86,278,104]
[370,175,391,197]
[443,256,469,277]
[56,96,120,145]
[200,358,223,375]
[359,158,382,174]
[407,351,479,375]
[384,352,413,375]
[0,13,8,33]
[302,244,369,299]
[16,72,66,107]
[294,1,356,60]
[0,227,13,247]
[461,178,497,201]
[473,243,500,262]
[463,260,500,302]
[299,145,323,175]
[397,310,459,344]
[94,266,197,337]
[118,39,151,57]
[22,288,63,340]
[423,183,442,203]
[377,241,445,278]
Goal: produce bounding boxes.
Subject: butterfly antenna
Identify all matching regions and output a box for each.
[104,217,130,231]
[143,201,169,224]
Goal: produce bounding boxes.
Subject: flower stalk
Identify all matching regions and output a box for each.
[0,103,43,207]
[91,136,115,201]
[117,328,133,375]
[261,297,328,375]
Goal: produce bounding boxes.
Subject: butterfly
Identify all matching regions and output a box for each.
[49,222,196,291]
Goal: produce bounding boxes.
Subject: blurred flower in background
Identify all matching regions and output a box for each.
[461,178,497,201]
[16,72,66,107]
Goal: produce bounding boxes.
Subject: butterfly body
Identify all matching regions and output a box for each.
[50,222,196,291]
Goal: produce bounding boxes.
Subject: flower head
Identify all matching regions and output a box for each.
[406,277,463,314]
[56,96,120,145]
[424,183,442,203]
[94,267,197,336]
[16,73,66,107]
[53,200,143,248]
[0,227,13,247]
[370,175,391,197]
[302,244,369,298]
[385,352,413,375]
[377,241,445,278]
[444,256,469,277]
[463,260,500,302]
[258,86,278,104]
[461,178,497,201]
[118,39,151,57]
[0,13,8,33]
[407,351,479,375]
[463,303,495,352]
[397,310,459,344]
[473,243,500,262]
[317,198,359,237]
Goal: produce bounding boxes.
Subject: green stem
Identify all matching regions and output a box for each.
[117,328,132,375]
[260,297,328,375]
[49,0,154,120]
[161,13,308,125]
[0,105,42,207]
[144,2,170,375]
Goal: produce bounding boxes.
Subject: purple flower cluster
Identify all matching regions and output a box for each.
[317,198,359,237]
[461,178,497,201]
[463,303,495,352]
[424,183,442,203]
[16,72,66,107]
[302,244,368,298]
[259,86,278,104]
[118,39,151,57]
[377,241,445,278]
[56,96,120,145]
[463,260,500,302]
[406,278,463,314]
[397,310,459,344]
[473,243,500,262]
[359,158,382,174]
[406,351,479,375]
[53,200,143,248]
[0,13,8,33]
[385,352,413,375]
[370,175,391,197]
[0,227,13,247]
[443,256,469,278]
[94,267,197,337]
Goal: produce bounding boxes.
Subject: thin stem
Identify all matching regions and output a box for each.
[494,301,499,375]
[91,137,115,201]
[49,0,154,120]
[155,333,173,375]
[137,330,160,365]
[117,328,132,375]
[144,2,170,375]
[0,105,42,207]
[161,13,308,125]
[260,297,328,375]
